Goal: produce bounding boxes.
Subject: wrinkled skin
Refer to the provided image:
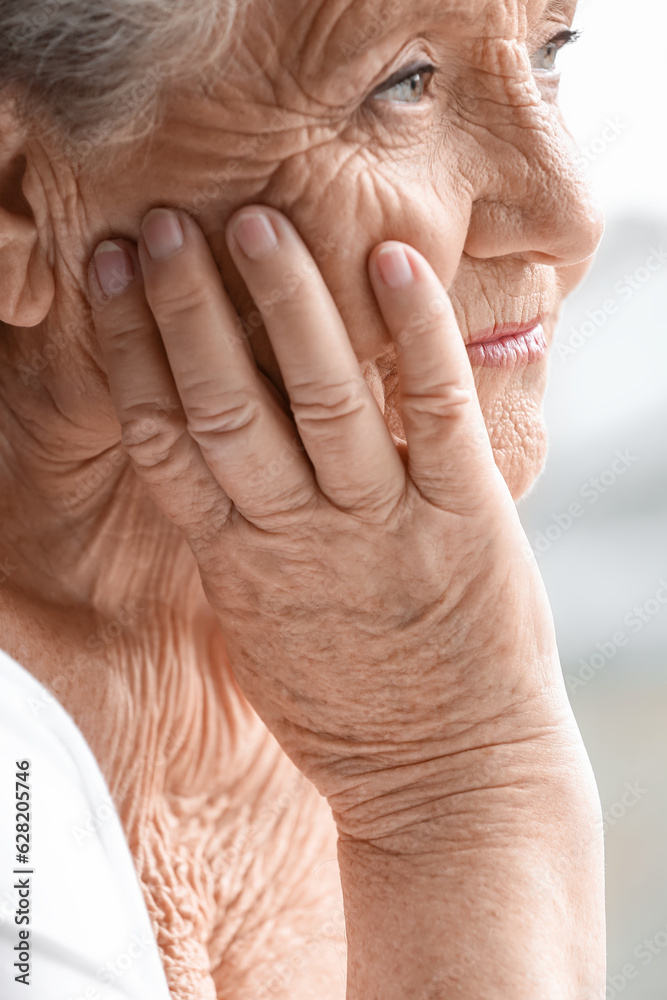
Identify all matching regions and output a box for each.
[0,0,604,997]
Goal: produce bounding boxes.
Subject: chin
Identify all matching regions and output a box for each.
[484,399,549,502]
[371,349,550,503]
[473,339,553,502]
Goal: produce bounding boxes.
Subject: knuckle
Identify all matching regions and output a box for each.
[185,388,262,441]
[291,378,368,429]
[95,312,148,355]
[250,260,318,321]
[186,503,233,553]
[147,282,215,325]
[402,383,475,421]
[396,295,451,343]
[333,480,400,520]
[250,486,320,525]
[121,406,186,472]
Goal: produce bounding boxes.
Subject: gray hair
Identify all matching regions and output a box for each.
[0,0,245,157]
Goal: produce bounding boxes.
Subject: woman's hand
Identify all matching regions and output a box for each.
[88,206,606,999]
[88,206,571,842]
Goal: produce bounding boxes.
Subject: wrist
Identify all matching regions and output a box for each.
[334,730,605,1000]
[328,705,599,851]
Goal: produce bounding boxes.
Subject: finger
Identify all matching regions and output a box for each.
[88,239,233,539]
[225,207,406,514]
[136,209,317,520]
[368,243,500,511]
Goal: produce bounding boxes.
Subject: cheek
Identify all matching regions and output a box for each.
[252,146,553,501]
[205,134,552,502]
[265,146,470,365]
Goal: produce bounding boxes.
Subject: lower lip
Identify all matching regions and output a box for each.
[466,324,547,368]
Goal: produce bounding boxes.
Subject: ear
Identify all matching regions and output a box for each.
[0,101,55,327]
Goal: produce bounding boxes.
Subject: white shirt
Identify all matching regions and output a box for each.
[0,648,171,999]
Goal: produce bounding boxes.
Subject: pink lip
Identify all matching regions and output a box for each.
[466,319,548,368]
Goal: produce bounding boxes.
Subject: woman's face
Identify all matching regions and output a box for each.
[74,0,603,499]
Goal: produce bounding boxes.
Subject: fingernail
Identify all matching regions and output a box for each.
[376,245,415,288]
[232,211,279,260]
[142,209,184,261]
[93,241,135,297]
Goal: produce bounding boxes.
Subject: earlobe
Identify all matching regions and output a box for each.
[0,206,55,327]
[0,111,55,328]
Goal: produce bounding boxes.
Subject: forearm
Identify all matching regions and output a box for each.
[333,732,605,1000]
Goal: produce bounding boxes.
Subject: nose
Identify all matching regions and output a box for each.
[462,99,605,268]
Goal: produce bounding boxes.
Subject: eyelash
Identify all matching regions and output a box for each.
[370,27,581,104]
[532,27,582,72]
[370,61,437,104]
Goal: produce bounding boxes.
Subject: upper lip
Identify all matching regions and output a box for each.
[466,317,545,346]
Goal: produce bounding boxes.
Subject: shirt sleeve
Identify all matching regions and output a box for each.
[0,647,172,999]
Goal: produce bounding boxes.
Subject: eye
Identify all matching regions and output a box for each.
[531,28,581,72]
[371,61,437,104]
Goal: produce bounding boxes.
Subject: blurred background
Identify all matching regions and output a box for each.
[517,1,667,995]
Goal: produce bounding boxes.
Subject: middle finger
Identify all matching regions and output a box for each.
[226,206,406,515]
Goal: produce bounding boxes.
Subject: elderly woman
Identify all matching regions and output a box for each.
[0,0,605,996]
